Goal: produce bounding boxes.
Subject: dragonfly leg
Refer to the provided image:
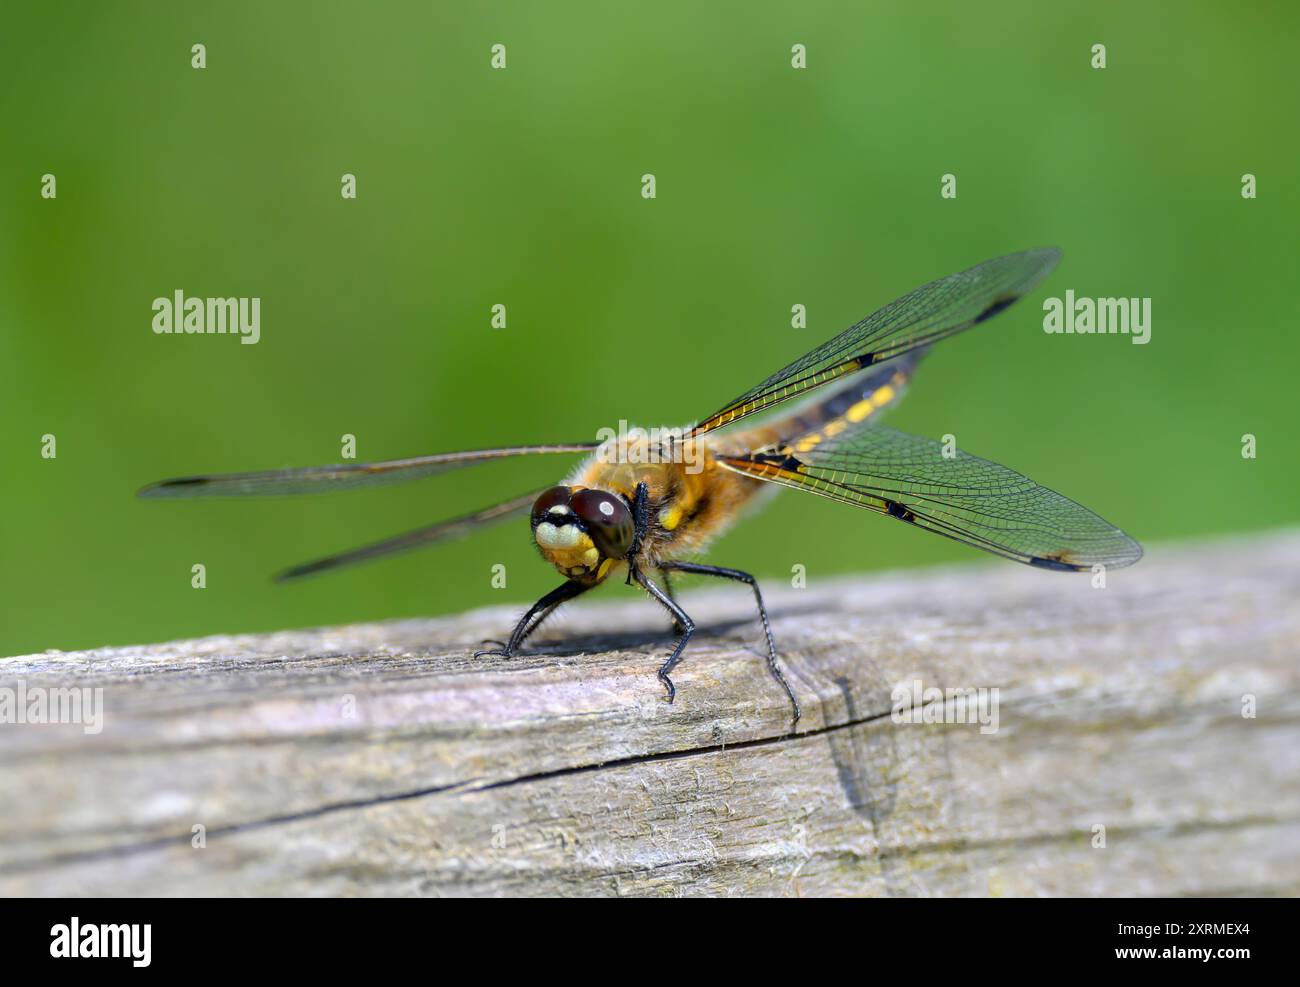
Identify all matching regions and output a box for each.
[659,569,687,634]
[624,481,651,585]
[631,564,695,704]
[659,561,801,726]
[473,579,590,659]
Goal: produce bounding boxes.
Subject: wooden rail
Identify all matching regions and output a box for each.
[2,531,1298,896]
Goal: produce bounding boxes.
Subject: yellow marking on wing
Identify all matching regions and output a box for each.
[693,355,867,435]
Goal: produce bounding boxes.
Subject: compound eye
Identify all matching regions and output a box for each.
[531,486,572,523]
[570,489,634,559]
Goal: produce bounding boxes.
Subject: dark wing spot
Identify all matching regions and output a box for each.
[151,476,210,491]
[884,499,916,523]
[1028,553,1082,572]
[138,475,214,498]
[973,294,1018,324]
[754,452,805,473]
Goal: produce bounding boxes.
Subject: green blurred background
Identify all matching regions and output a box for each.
[2,1,1295,655]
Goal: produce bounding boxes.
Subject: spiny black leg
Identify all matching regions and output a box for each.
[631,565,695,704]
[473,579,589,659]
[660,567,676,600]
[511,580,592,650]
[624,482,651,586]
[659,561,801,726]
[659,569,687,634]
[498,599,561,652]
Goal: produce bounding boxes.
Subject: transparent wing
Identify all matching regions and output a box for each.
[138,444,597,498]
[690,248,1060,437]
[718,424,1141,571]
[276,488,541,581]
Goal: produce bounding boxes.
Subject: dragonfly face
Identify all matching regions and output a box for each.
[530,485,634,584]
[139,248,1141,727]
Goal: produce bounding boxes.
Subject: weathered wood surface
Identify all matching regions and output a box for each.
[2,531,1298,897]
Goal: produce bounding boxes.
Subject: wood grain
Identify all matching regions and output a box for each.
[2,531,1297,896]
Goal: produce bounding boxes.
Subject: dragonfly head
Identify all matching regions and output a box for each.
[530,485,634,581]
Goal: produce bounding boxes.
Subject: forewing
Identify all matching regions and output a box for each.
[718,425,1141,571]
[138,444,597,498]
[691,248,1060,437]
[276,488,541,581]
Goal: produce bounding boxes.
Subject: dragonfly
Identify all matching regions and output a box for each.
[140,248,1141,726]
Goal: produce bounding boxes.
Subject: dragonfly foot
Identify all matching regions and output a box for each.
[658,670,676,704]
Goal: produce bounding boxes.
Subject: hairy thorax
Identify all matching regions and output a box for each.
[564,431,766,571]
